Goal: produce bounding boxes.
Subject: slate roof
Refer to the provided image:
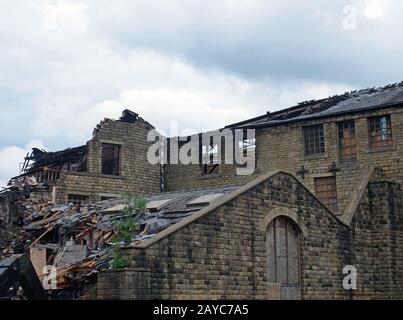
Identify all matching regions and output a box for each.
[94,185,241,238]
[227,82,403,129]
[136,185,240,236]
[145,185,240,213]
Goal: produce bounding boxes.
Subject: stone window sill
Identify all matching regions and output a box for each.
[339,160,359,167]
[64,171,125,180]
[304,153,327,161]
[365,145,396,154]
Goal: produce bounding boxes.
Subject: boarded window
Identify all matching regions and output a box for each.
[368,115,393,148]
[303,124,325,156]
[68,194,89,205]
[266,217,300,286]
[338,120,357,162]
[314,176,337,212]
[102,143,120,176]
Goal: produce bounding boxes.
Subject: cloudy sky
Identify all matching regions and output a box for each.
[1,0,402,187]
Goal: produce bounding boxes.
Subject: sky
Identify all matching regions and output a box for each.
[1,0,403,187]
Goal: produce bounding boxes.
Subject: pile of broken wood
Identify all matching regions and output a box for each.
[1,189,201,298]
[2,197,142,298]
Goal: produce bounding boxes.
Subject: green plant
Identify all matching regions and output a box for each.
[110,247,129,269]
[110,195,145,269]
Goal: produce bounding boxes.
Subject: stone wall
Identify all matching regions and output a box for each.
[97,269,150,300]
[55,117,161,203]
[164,108,403,216]
[348,181,403,299]
[262,108,403,215]
[163,137,258,192]
[96,171,403,300]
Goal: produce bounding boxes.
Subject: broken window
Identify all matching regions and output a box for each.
[101,143,120,176]
[303,124,325,156]
[314,176,337,212]
[368,115,393,148]
[201,137,219,175]
[237,133,256,167]
[68,194,89,205]
[338,120,357,162]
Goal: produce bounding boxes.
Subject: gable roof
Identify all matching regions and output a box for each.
[227,82,403,129]
[132,170,346,249]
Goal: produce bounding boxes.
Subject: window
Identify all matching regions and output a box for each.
[237,136,256,166]
[314,176,337,212]
[338,120,357,162]
[201,139,219,175]
[303,124,325,156]
[368,115,393,148]
[68,194,89,205]
[101,143,120,175]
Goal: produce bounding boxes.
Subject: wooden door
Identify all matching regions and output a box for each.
[266,216,301,300]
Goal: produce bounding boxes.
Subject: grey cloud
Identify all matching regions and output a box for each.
[87,0,403,86]
[0,0,401,157]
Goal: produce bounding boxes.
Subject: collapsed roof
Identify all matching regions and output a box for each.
[8,109,147,186]
[228,82,403,129]
[0,184,240,297]
[23,146,87,173]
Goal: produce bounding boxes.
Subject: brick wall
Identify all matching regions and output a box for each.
[55,118,161,203]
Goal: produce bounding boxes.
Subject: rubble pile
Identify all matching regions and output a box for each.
[0,197,144,298]
[0,229,20,260]
[1,184,238,299]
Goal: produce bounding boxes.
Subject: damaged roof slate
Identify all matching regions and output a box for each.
[79,185,235,239]
[228,82,403,129]
[144,185,239,214]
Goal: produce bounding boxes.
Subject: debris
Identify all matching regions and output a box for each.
[0,185,239,299]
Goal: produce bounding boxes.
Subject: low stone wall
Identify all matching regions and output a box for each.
[97,268,151,300]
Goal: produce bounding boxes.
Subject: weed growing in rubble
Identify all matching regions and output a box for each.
[110,195,146,269]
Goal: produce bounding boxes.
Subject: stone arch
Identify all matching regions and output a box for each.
[259,206,307,237]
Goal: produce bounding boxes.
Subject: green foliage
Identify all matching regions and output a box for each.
[122,195,146,215]
[110,247,129,269]
[113,215,138,245]
[110,195,145,269]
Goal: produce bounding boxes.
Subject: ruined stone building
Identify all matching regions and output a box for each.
[1,83,403,299]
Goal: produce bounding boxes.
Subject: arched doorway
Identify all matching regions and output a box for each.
[266,216,301,300]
